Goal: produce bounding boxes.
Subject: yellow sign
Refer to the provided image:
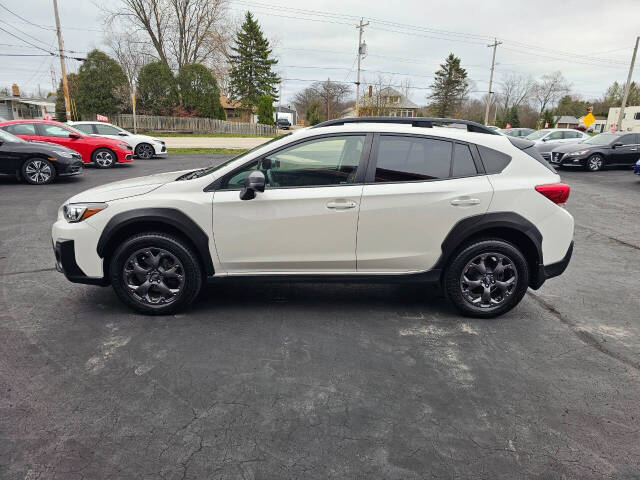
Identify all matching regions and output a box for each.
[583,112,596,127]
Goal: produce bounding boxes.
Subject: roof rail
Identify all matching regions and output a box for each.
[310,116,500,135]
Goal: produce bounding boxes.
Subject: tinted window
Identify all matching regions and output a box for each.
[95,124,122,135]
[39,124,72,137]
[478,145,511,174]
[6,123,36,135]
[619,134,636,144]
[221,135,365,189]
[452,143,477,177]
[73,124,95,134]
[374,136,452,182]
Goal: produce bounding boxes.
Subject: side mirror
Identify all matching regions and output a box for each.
[118,132,128,136]
[542,137,548,142]
[239,170,266,200]
[612,142,623,149]
[69,133,81,139]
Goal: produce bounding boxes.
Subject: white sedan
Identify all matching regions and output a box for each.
[68,121,167,159]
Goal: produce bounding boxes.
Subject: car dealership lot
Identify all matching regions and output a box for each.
[1,157,639,479]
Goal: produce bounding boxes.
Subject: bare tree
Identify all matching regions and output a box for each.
[311,78,352,120]
[499,73,534,113]
[533,71,571,115]
[106,27,154,97]
[103,0,230,70]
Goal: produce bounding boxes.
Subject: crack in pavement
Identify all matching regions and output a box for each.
[0,267,56,277]
[527,291,640,372]
[576,224,640,251]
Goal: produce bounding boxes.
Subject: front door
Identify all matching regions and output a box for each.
[212,134,370,273]
[611,133,639,165]
[357,135,493,272]
[34,122,79,151]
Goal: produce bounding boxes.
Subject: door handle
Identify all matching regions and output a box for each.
[326,200,357,210]
[450,198,481,206]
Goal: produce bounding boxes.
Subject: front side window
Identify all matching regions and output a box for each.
[95,124,123,135]
[564,131,581,139]
[374,135,452,182]
[619,134,636,145]
[221,135,365,189]
[547,131,563,140]
[6,123,36,135]
[73,124,95,134]
[39,124,73,137]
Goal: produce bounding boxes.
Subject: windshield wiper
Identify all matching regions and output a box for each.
[176,168,205,181]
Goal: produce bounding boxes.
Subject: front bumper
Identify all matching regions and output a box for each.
[550,152,587,167]
[54,239,108,286]
[634,162,640,175]
[116,148,135,163]
[57,160,84,176]
[154,142,167,155]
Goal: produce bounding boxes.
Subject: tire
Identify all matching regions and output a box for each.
[585,154,604,172]
[109,232,203,315]
[92,148,116,168]
[444,238,529,318]
[21,158,56,185]
[135,143,155,159]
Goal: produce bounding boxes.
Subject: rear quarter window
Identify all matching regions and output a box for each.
[477,145,512,174]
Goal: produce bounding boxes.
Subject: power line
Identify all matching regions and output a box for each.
[0,26,53,53]
[0,1,52,30]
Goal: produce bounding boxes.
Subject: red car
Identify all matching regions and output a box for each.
[0,119,134,168]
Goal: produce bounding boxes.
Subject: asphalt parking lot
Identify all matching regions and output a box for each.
[1,156,639,479]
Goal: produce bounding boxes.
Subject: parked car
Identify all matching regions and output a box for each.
[0,128,83,184]
[525,128,590,161]
[499,128,535,138]
[634,159,640,175]
[276,118,292,130]
[486,125,500,131]
[68,121,167,159]
[550,132,640,171]
[0,120,134,168]
[52,117,574,318]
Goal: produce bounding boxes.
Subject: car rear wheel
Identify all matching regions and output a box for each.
[444,239,529,318]
[21,158,56,185]
[135,143,155,159]
[93,148,116,168]
[110,232,202,315]
[585,154,604,172]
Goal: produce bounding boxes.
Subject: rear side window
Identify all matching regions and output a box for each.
[73,124,95,134]
[452,143,478,177]
[564,131,581,139]
[6,123,36,135]
[477,145,512,174]
[374,135,452,182]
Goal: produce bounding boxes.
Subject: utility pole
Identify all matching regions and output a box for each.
[354,18,369,117]
[484,38,502,126]
[52,0,71,121]
[616,36,639,132]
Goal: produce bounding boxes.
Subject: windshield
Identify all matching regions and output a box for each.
[0,129,26,143]
[583,133,618,145]
[525,130,550,140]
[182,133,293,179]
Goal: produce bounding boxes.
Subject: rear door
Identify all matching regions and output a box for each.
[212,134,371,273]
[356,134,493,272]
[4,122,39,141]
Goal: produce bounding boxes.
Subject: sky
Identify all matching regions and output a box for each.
[1,0,639,108]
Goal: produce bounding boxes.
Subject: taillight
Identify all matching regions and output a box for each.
[535,183,570,204]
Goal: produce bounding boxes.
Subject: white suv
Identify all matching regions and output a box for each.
[52,118,574,318]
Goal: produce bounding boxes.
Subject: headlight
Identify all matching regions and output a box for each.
[118,143,132,150]
[567,149,589,156]
[54,150,74,158]
[63,203,108,223]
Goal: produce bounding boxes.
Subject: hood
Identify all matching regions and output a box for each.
[68,169,192,203]
[552,143,595,154]
[12,140,77,156]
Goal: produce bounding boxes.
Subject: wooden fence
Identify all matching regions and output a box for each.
[106,114,276,136]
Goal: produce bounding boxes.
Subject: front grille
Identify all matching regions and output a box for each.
[68,164,82,173]
[161,146,166,152]
[551,152,564,163]
[71,153,82,160]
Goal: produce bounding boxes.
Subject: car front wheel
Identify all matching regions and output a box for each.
[444,239,529,318]
[110,232,203,315]
[21,158,56,185]
[92,148,116,168]
[585,154,604,172]
[135,143,155,159]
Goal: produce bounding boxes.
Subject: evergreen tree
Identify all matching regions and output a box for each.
[428,53,469,118]
[76,50,128,116]
[306,101,321,125]
[257,95,274,125]
[177,63,225,119]
[54,73,79,121]
[137,61,179,115]
[507,105,520,127]
[542,109,554,128]
[228,11,280,107]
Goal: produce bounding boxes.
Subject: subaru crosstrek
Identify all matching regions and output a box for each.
[52,117,574,318]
